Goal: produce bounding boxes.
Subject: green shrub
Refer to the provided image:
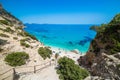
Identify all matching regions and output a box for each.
[0,33,9,38]
[0,39,7,45]
[13,37,18,40]
[0,20,9,25]
[0,48,3,52]
[38,47,52,60]
[17,31,37,41]
[20,39,30,48]
[5,52,29,66]
[55,53,59,59]
[15,26,23,30]
[24,31,38,40]
[0,28,4,31]
[17,32,25,36]
[117,64,120,68]
[4,27,14,33]
[57,57,89,80]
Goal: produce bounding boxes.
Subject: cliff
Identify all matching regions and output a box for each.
[78,14,120,79]
[0,4,23,27]
[0,4,47,80]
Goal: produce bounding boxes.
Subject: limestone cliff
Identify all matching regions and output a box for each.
[78,14,120,80]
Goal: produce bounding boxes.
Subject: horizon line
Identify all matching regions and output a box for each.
[24,23,100,25]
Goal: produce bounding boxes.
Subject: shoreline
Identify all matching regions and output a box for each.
[48,46,85,64]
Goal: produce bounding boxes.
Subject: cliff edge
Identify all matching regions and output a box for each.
[78,14,120,80]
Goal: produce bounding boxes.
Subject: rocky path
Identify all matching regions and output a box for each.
[19,65,59,80]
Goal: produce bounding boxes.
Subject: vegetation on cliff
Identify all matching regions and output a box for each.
[78,14,120,79]
[57,57,89,80]
[90,14,120,55]
[20,38,30,48]
[38,47,52,60]
[5,52,29,66]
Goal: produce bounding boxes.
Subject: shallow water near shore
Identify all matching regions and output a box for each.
[24,24,96,53]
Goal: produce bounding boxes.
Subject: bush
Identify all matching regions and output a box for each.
[38,47,52,60]
[0,28,4,31]
[24,31,38,40]
[0,48,3,52]
[17,31,38,41]
[55,53,59,59]
[85,52,95,66]
[15,26,23,30]
[117,64,120,68]
[57,57,89,80]
[0,33,9,38]
[13,37,18,40]
[20,39,30,48]
[0,39,7,45]
[5,52,29,66]
[17,32,25,36]
[4,27,14,33]
[0,20,9,25]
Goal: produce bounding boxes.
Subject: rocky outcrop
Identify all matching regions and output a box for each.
[78,14,120,79]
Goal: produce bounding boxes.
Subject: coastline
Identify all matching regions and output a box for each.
[48,46,85,63]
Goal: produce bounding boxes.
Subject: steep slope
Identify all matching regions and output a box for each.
[78,14,120,79]
[0,4,48,78]
[0,4,23,27]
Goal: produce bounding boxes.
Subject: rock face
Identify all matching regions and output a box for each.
[78,14,120,79]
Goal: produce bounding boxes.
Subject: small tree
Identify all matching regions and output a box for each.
[38,47,52,60]
[85,52,95,66]
[5,52,29,66]
[57,57,89,80]
[55,53,59,66]
[55,53,59,59]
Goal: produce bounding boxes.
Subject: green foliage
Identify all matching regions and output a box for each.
[4,27,14,33]
[0,20,9,25]
[15,26,23,30]
[17,32,24,36]
[110,13,120,25]
[13,37,18,40]
[85,52,95,66]
[55,53,59,59]
[90,24,107,33]
[0,39,7,45]
[17,31,37,41]
[5,52,29,66]
[117,64,120,68]
[89,14,120,55]
[24,31,38,40]
[0,33,9,38]
[0,27,4,31]
[38,47,52,60]
[0,48,3,52]
[110,40,120,54]
[57,57,89,80]
[20,39,30,48]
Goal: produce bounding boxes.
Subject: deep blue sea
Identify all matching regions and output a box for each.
[24,24,96,53]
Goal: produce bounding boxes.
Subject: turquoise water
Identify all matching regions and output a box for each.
[24,24,96,53]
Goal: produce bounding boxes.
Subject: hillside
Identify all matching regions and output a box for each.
[0,4,55,80]
[78,14,120,79]
[0,5,83,80]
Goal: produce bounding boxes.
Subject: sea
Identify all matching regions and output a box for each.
[24,24,96,53]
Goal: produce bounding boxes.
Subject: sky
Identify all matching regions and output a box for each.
[0,0,120,24]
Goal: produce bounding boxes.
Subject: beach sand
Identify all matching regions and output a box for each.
[18,47,84,80]
[50,47,84,63]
